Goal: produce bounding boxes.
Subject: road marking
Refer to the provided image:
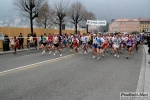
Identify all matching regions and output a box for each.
[0,54,75,77]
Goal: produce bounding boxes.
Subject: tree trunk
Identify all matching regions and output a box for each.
[30,18,33,35]
[59,20,62,36]
[45,23,46,29]
[30,9,33,35]
[86,25,88,33]
[75,23,77,34]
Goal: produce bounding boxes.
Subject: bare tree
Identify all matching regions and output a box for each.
[68,1,85,34]
[13,0,45,34]
[82,11,96,21]
[36,2,54,29]
[82,10,96,33]
[53,0,69,35]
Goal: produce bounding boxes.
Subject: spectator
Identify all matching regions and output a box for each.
[33,32,37,47]
[27,34,33,50]
[27,33,30,48]
[18,33,24,49]
[27,34,37,50]
[147,34,150,54]
[10,38,14,50]
[13,36,19,54]
[4,33,10,51]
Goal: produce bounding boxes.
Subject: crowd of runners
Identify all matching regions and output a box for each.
[13,32,145,60]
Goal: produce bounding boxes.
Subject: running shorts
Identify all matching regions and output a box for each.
[54,43,59,47]
[113,44,120,48]
[42,43,47,46]
[92,44,97,48]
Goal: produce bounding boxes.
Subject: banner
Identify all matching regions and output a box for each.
[86,20,106,26]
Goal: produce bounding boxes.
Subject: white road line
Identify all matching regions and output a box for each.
[0,54,74,75]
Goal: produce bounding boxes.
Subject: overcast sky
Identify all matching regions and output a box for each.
[0,0,150,22]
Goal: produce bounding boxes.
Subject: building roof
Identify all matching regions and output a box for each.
[115,18,139,22]
[138,18,150,21]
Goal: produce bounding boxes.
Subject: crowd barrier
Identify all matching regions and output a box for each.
[0,27,86,49]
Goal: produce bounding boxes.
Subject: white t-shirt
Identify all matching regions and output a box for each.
[10,39,14,45]
[81,36,87,43]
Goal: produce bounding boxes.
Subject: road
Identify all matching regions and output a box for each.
[0,46,143,100]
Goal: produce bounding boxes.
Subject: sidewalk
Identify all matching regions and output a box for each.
[0,47,36,55]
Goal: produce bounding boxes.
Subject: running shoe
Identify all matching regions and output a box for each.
[93,56,95,59]
[97,57,100,60]
[102,54,104,58]
[53,53,56,55]
[126,56,129,59]
[42,50,45,54]
[49,51,51,54]
[60,54,62,57]
[37,47,39,50]
[117,55,119,58]
[114,54,117,57]
[120,51,122,54]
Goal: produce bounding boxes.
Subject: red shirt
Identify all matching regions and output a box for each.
[48,36,53,42]
[14,38,19,47]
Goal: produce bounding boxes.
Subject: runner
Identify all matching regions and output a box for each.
[108,34,113,54]
[126,35,134,59]
[72,34,79,54]
[48,33,53,52]
[52,33,62,56]
[120,34,127,54]
[92,34,97,59]
[81,33,88,54]
[68,34,73,52]
[96,33,104,60]
[112,34,121,58]
[37,35,42,50]
[135,34,141,52]
[62,33,67,48]
[102,34,109,57]
[86,33,92,49]
[41,33,51,54]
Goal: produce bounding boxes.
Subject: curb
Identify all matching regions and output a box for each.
[143,45,150,93]
[135,45,150,100]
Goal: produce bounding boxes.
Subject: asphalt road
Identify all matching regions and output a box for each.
[0,46,143,100]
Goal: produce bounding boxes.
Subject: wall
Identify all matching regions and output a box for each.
[0,27,86,49]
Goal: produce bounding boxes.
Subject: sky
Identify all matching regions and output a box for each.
[0,0,150,22]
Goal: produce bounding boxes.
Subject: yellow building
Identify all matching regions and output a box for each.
[138,18,150,32]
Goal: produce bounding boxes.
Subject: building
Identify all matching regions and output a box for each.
[109,18,140,33]
[138,18,150,32]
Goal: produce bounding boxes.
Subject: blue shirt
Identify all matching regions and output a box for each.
[97,37,102,46]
